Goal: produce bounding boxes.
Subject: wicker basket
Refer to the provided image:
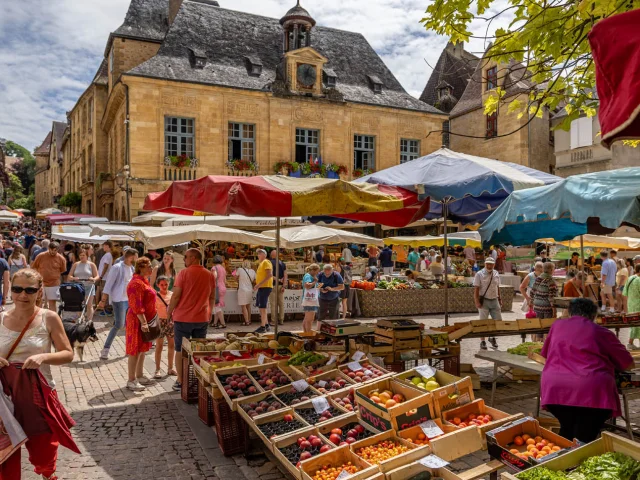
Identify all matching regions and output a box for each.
[212,397,249,456]
[198,380,215,426]
[181,352,198,404]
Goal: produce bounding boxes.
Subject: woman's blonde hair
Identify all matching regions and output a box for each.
[11,268,43,288]
[306,263,320,273]
[135,257,151,275]
[242,259,252,269]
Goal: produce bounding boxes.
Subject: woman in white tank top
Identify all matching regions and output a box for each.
[0,268,74,479]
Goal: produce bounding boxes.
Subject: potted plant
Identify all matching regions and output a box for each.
[289,162,302,178]
[165,155,199,169]
[228,159,258,175]
[300,162,311,176]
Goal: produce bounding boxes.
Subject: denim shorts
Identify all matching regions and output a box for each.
[256,287,272,309]
[174,321,209,352]
[303,306,319,312]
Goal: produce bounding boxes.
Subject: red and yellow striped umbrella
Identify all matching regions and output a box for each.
[144,175,429,228]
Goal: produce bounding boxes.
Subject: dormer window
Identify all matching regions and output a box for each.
[486,66,498,90]
[368,75,383,94]
[245,56,263,77]
[188,48,207,69]
[324,68,337,88]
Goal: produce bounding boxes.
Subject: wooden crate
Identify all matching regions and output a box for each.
[441,399,522,436]
[272,426,334,480]
[517,318,542,330]
[213,366,264,411]
[460,364,481,390]
[349,430,429,473]
[304,369,357,395]
[292,398,351,427]
[470,320,496,333]
[249,408,310,446]
[396,417,455,443]
[431,377,476,417]
[430,425,486,461]
[385,462,463,480]
[235,391,287,424]
[494,320,520,331]
[394,369,461,392]
[246,362,294,389]
[441,322,473,341]
[271,383,323,407]
[300,445,378,480]
[540,317,557,328]
[499,366,540,382]
[317,412,380,446]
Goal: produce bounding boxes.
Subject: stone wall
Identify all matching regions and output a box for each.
[108,38,161,92]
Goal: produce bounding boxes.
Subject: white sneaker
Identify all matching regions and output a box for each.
[100,348,110,360]
[601,306,606,312]
[126,381,146,391]
[610,308,616,313]
[136,376,152,385]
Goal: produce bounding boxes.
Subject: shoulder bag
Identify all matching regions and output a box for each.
[302,276,319,307]
[478,271,495,305]
[141,293,162,343]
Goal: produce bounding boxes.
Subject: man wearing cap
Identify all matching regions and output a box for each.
[474,257,501,350]
[317,264,345,320]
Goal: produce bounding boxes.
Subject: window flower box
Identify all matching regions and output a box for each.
[227,159,258,176]
[165,155,199,169]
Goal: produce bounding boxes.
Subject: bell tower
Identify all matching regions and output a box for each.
[280,1,316,53]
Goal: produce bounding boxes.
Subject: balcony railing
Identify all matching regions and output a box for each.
[164,166,198,181]
[226,167,257,177]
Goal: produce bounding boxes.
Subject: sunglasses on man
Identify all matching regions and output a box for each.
[11,286,40,295]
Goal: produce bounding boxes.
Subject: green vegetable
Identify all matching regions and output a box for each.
[576,452,640,480]
[507,342,544,356]
[286,351,325,366]
[517,467,567,480]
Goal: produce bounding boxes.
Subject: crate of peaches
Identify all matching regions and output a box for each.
[247,363,293,391]
[306,370,356,394]
[213,366,264,410]
[349,430,429,473]
[318,412,380,447]
[300,445,378,480]
[235,391,287,423]
[273,427,334,479]
[338,360,390,385]
[441,398,522,435]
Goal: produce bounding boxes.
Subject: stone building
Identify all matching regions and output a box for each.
[56,0,445,220]
[34,131,53,210]
[552,105,640,177]
[422,46,555,172]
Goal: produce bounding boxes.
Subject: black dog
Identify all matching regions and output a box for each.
[63,319,98,362]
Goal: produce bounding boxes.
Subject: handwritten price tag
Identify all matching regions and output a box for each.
[415,365,436,379]
[318,380,327,388]
[347,362,362,372]
[364,370,373,376]
[419,454,449,469]
[311,396,331,414]
[420,420,444,439]
[336,469,352,480]
[327,355,338,365]
[292,379,310,392]
[257,354,267,365]
[352,351,365,361]
[230,350,242,357]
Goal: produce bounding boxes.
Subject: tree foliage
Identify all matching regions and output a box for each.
[6,173,24,205]
[421,0,640,131]
[12,195,35,212]
[59,192,82,208]
[4,141,36,195]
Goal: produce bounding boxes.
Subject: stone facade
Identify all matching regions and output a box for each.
[108,38,161,93]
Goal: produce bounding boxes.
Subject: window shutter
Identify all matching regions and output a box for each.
[578,117,592,147]
[570,119,579,149]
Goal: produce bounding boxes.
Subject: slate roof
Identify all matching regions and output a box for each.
[449,55,535,118]
[52,121,67,161]
[105,0,170,55]
[419,43,479,113]
[93,59,108,85]
[34,132,52,156]
[127,1,444,115]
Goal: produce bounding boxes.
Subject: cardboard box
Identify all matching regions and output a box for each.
[355,378,435,432]
[500,432,640,480]
[441,398,522,436]
[486,416,576,472]
[422,329,449,348]
[495,320,520,331]
[429,424,486,461]
[517,318,542,330]
[470,319,497,333]
[272,426,334,480]
[431,377,476,417]
[300,445,377,480]
[349,430,429,473]
[249,408,310,446]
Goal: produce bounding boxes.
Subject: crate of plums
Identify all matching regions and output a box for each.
[273,426,335,479]
[250,408,309,445]
[213,366,264,410]
[235,392,287,424]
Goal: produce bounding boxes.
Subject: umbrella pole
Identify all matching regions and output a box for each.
[443,200,449,326]
[274,217,281,336]
[580,235,586,298]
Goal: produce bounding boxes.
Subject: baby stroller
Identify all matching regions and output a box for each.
[59,282,98,362]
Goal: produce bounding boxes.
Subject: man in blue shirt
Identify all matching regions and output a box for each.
[600,250,617,313]
[317,264,344,320]
[378,246,394,276]
[23,229,36,251]
[407,248,419,271]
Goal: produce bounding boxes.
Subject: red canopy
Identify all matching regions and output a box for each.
[144,175,430,228]
[589,9,640,148]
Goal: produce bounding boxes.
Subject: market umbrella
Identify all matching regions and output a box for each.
[589,9,640,148]
[14,208,31,214]
[262,225,383,249]
[143,175,429,333]
[536,235,640,250]
[383,235,481,249]
[161,214,308,229]
[356,148,561,323]
[90,224,276,250]
[46,214,99,225]
[36,208,62,219]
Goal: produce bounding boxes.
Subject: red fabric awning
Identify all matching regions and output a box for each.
[144,175,430,228]
[589,9,640,148]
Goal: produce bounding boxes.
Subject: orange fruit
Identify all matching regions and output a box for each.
[552,446,561,452]
[534,436,543,443]
[417,433,426,441]
[514,436,524,446]
[510,449,519,454]
[526,439,536,446]
[522,434,531,441]
[453,417,461,425]
[527,444,536,452]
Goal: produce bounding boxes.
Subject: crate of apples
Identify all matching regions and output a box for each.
[340,362,386,384]
[309,374,352,394]
[325,423,373,446]
[219,372,260,399]
[278,432,332,467]
[330,389,356,412]
[510,434,561,461]
[450,413,493,428]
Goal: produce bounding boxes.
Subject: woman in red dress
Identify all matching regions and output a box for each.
[125,257,155,391]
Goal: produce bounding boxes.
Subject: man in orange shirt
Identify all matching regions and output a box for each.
[167,248,216,391]
[32,241,66,311]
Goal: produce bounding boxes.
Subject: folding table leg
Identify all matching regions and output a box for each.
[623,392,634,439]
[490,363,499,407]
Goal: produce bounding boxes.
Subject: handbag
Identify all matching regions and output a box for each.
[479,271,495,305]
[141,313,161,343]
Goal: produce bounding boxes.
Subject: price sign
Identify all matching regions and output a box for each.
[420,420,444,439]
[327,355,338,365]
[230,350,242,357]
[418,455,449,469]
[347,362,362,372]
[311,396,330,414]
[336,469,352,480]
[352,351,365,361]
[364,370,373,376]
[318,380,327,388]
[257,354,267,365]
[415,365,437,379]
[292,379,310,392]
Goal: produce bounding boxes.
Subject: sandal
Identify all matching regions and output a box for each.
[219,324,227,329]
[154,370,164,379]
[168,369,178,376]
[243,322,251,326]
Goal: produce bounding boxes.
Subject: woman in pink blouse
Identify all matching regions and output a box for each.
[541,298,633,442]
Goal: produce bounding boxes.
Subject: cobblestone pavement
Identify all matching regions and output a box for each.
[19,297,637,479]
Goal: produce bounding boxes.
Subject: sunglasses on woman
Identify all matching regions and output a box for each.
[11,286,40,295]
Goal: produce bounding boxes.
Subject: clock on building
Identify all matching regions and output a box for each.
[297,63,317,88]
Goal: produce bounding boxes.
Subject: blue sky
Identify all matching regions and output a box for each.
[0,0,507,152]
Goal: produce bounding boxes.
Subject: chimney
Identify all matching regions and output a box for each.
[169,0,183,25]
[446,41,465,59]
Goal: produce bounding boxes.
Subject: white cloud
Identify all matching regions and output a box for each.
[0,0,511,151]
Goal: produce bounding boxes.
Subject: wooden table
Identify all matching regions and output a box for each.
[476,350,544,417]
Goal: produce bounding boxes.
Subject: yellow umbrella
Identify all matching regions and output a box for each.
[383,235,481,248]
[536,235,640,249]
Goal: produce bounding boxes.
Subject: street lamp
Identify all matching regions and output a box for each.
[115,165,131,222]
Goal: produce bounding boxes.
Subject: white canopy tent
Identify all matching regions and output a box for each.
[161,214,308,228]
[262,225,383,249]
[90,224,276,250]
[51,231,133,244]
